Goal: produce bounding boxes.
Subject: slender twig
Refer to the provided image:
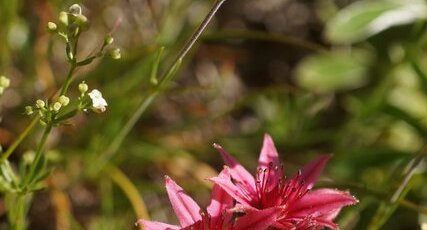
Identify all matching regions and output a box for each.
[95,0,228,172]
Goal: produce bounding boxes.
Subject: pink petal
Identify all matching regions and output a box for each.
[209,169,253,207]
[213,143,257,195]
[234,206,283,230]
[258,134,281,169]
[319,208,341,222]
[272,221,295,229]
[289,189,358,218]
[313,216,339,229]
[257,134,283,190]
[207,170,234,228]
[165,176,202,227]
[137,220,180,230]
[298,155,330,190]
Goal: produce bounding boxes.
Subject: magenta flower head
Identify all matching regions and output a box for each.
[137,172,282,230]
[210,134,358,229]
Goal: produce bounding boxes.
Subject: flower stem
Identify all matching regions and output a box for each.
[23,123,52,186]
[0,116,39,164]
[59,64,76,96]
[170,0,227,68]
[8,193,31,230]
[94,0,227,172]
[59,32,80,96]
[13,194,27,230]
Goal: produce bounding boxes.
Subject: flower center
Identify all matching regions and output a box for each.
[255,163,310,211]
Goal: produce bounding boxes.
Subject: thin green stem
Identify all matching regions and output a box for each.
[59,64,76,96]
[23,123,52,186]
[170,0,227,68]
[0,116,39,164]
[59,32,80,96]
[96,93,156,171]
[13,194,27,230]
[94,0,227,172]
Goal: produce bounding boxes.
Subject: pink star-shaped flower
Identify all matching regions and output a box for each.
[138,172,282,230]
[210,134,358,229]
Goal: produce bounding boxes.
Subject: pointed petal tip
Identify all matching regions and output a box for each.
[164,175,174,190]
[262,133,275,147]
[135,219,143,226]
[207,175,219,183]
[340,190,359,204]
[213,143,223,149]
[263,133,273,140]
[351,194,360,204]
[319,154,332,161]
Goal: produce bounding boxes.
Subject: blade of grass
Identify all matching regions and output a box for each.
[150,47,165,85]
[105,164,149,228]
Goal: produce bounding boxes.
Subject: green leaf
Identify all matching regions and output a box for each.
[326,0,427,44]
[296,49,372,93]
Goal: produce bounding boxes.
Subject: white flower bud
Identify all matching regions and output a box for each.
[79,82,88,94]
[59,11,69,26]
[105,35,114,45]
[23,151,35,164]
[52,102,62,112]
[47,22,57,32]
[110,48,121,60]
[75,15,88,26]
[36,99,45,109]
[25,106,34,115]
[58,95,70,106]
[88,89,108,113]
[0,76,10,88]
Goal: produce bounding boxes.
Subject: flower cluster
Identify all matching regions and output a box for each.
[25,82,108,126]
[139,134,358,230]
[48,4,121,63]
[23,2,116,125]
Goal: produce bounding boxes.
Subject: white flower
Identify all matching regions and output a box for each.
[88,89,107,113]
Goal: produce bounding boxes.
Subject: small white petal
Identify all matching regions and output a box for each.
[89,89,108,113]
